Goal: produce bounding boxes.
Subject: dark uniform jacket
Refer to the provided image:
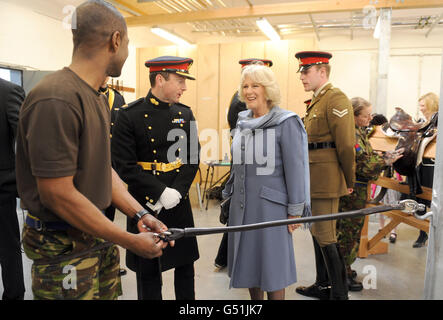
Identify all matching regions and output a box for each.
[227,92,247,130]
[111,90,200,271]
[303,83,355,199]
[0,78,24,199]
[100,86,126,135]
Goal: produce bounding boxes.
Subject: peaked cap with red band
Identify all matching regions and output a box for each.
[145,56,195,80]
[295,51,332,73]
[239,58,273,68]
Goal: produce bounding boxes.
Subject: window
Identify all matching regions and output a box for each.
[0,67,23,86]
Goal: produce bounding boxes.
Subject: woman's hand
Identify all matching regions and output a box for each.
[288,215,302,233]
[384,148,404,165]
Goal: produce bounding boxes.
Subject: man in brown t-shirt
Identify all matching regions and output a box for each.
[15,0,172,300]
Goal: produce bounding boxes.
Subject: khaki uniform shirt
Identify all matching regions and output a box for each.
[303,83,355,198]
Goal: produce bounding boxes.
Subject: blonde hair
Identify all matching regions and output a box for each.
[238,64,281,108]
[419,92,439,114]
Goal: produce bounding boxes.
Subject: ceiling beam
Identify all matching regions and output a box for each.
[111,0,147,16]
[125,0,443,26]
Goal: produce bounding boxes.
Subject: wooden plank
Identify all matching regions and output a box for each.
[381,211,430,232]
[358,215,370,258]
[125,0,443,26]
[265,41,289,109]
[370,176,432,201]
[368,218,401,249]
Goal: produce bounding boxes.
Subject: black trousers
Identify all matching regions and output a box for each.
[0,196,25,300]
[215,233,228,266]
[135,258,195,300]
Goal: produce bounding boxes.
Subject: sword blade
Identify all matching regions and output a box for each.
[182,203,405,238]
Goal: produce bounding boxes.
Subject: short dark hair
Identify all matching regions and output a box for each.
[149,72,171,87]
[72,0,127,53]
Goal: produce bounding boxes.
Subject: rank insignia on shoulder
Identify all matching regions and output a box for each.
[172,118,186,124]
[150,98,160,106]
[332,108,348,118]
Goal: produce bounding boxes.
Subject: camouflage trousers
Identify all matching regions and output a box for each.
[337,184,368,274]
[22,225,122,300]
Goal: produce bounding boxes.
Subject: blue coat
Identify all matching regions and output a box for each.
[223,106,311,292]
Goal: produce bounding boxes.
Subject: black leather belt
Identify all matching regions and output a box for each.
[308,142,336,150]
[25,209,106,231]
[26,214,72,231]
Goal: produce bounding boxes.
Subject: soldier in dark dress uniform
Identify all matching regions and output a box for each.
[215,58,273,269]
[111,56,200,300]
[100,77,126,222]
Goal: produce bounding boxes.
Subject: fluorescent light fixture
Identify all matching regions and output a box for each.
[151,27,192,47]
[256,18,281,41]
[373,15,381,39]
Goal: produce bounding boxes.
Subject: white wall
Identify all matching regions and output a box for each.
[317,29,443,119]
[0,1,72,71]
[0,0,137,103]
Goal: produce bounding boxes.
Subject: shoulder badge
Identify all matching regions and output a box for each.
[122,97,144,111]
[332,108,349,118]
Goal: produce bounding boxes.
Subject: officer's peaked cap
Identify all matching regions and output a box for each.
[145,56,195,80]
[295,51,332,73]
[239,58,273,68]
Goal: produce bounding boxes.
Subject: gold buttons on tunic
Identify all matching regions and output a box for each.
[148,126,152,130]
[149,199,154,203]
[180,124,184,128]
[176,169,180,173]
[151,138,155,142]
[144,114,148,118]
[153,150,157,154]
[179,112,182,115]
[146,196,150,200]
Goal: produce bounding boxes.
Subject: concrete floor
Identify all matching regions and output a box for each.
[0,199,428,300]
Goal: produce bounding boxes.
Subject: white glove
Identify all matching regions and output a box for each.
[146,201,163,214]
[159,187,182,210]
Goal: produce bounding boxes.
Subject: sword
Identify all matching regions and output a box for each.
[153,199,426,242]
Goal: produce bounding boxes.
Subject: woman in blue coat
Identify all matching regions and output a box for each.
[223,64,311,300]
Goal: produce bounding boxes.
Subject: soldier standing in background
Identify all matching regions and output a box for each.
[100,77,126,222]
[99,77,128,277]
[294,51,355,300]
[336,97,402,292]
[0,78,26,300]
[111,56,200,300]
